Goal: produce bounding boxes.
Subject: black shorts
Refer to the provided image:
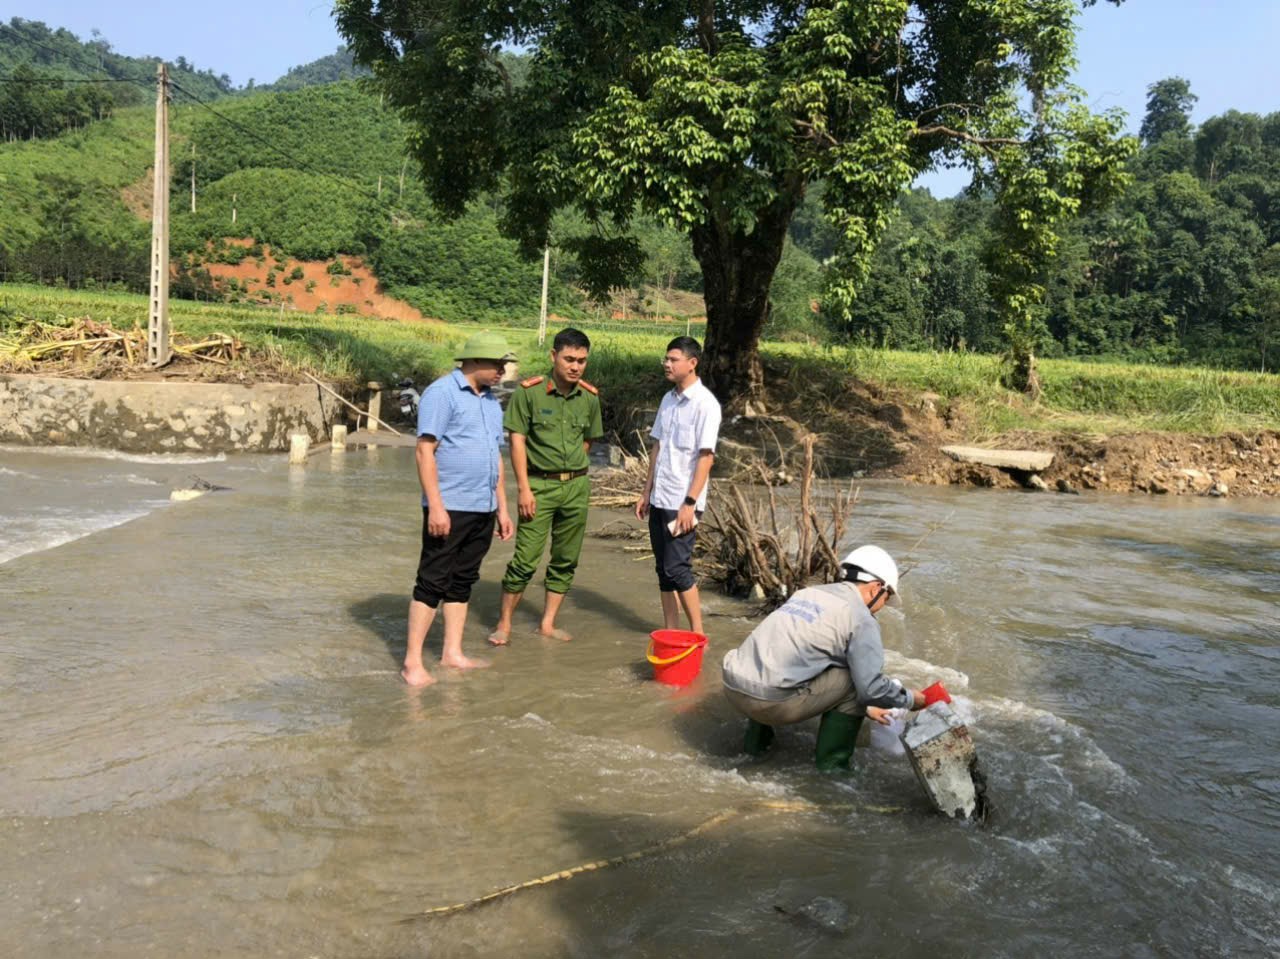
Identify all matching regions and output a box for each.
[412,508,496,607]
[647,505,701,593]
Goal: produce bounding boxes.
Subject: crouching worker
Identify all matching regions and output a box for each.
[721,545,950,771]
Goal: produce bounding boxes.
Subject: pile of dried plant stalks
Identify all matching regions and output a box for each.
[0,318,244,370]
[700,435,855,607]
[589,435,651,509]
[589,432,856,609]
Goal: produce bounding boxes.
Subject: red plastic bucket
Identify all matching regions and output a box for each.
[647,629,709,687]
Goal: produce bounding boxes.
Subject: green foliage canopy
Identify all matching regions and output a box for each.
[255,47,370,94]
[171,168,381,260]
[819,80,1280,373]
[338,0,1134,403]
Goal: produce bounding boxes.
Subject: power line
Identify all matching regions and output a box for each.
[7,22,398,207]
[0,76,144,85]
[0,24,155,93]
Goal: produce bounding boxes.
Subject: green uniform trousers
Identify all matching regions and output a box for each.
[501,474,591,594]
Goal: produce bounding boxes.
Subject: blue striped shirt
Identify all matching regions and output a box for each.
[416,368,504,512]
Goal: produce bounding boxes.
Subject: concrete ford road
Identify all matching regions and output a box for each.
[0,374,342,453]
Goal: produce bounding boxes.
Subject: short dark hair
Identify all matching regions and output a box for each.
[666,336,701,362]
[553,327,591,352]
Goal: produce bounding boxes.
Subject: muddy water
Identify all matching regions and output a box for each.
[2,446,1277,958]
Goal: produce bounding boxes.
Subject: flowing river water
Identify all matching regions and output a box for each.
[2,444,1277,958]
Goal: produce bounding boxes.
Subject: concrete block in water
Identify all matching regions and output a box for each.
[901,703,989,821]
[941,445,1054,471]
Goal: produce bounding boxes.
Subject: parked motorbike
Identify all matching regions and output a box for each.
[395,377,420,420]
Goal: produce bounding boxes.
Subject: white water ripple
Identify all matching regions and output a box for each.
[0,505,164,566]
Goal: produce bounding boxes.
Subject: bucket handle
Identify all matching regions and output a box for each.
[646,639,700,666]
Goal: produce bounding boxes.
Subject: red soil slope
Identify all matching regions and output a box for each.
[194,240,434,323]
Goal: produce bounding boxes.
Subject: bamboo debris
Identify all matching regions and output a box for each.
[0,318,244,367]
[591,520,647,541]
[699,435,857,608]
[588,430,651,509]
[586,431,853,604]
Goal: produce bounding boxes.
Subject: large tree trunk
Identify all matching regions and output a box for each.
[692,189,800,412]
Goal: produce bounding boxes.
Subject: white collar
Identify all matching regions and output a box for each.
[672,377,705,401]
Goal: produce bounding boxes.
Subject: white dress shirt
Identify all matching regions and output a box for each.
[649,378,722,510]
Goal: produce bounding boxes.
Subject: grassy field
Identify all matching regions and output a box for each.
[3,282,1278,437]
[791,345,1280,435]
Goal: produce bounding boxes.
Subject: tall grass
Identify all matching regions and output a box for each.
[774,343,1280,434]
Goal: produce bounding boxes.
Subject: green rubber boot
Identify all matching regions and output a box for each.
[743,719,775,757]
[814,710,863,772]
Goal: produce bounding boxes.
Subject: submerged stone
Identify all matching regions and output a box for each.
[774,895,851,934]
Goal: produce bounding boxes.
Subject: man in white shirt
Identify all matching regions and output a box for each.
[634,336,722,636]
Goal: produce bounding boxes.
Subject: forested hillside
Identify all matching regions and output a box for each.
[251,47,368,94]
[0,106,155,287]
[0,18,233,141]
[828,80,1280,371]
[2,18,1278,372]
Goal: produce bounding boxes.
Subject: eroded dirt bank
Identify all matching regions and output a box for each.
[704,372,1280,499]
[904,429,1280,498]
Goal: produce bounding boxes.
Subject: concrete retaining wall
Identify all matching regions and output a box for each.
[0,374,343,453]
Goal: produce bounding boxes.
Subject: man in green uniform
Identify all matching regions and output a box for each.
[488,328,604,645]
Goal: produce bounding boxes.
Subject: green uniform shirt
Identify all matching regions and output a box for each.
[504,375,604,473]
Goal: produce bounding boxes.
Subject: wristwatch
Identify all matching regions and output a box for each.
[683,495,697,507]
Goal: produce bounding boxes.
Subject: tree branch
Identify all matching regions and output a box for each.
[482,47,513,97]
[793,119,839,150]
[698,0,718,56]
[910,124,1024,157]
[913,102,982,122]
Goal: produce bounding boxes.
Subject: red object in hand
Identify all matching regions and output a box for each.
[922,682,952,707]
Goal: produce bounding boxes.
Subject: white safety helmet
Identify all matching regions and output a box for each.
[840,545,901,606]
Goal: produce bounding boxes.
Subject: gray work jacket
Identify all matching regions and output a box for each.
[721,581,911,709]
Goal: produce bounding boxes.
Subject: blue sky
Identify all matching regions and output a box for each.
[10,0,1280,195]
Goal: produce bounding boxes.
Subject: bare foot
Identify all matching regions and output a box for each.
[440,654,490,670]
[487,627,510,647]
[401,664,438,687]
[538,626,573,642]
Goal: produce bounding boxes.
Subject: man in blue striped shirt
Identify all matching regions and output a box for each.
[403,332,516,686]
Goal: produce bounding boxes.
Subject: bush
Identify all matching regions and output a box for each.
[171,168,382,261]
[373,208,574,324]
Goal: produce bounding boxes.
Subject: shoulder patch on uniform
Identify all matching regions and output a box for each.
[578,379,599,395]
[520,376,545,388]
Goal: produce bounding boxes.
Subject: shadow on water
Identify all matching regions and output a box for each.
[348,580,512,666]
[568,582,658,636]
[348,592,410,666]
[669,690,756,760]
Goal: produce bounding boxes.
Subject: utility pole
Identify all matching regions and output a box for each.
[537,245,550,347]
[148,62,171,367]
[232,193,237,225]
[190,143,196,213]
